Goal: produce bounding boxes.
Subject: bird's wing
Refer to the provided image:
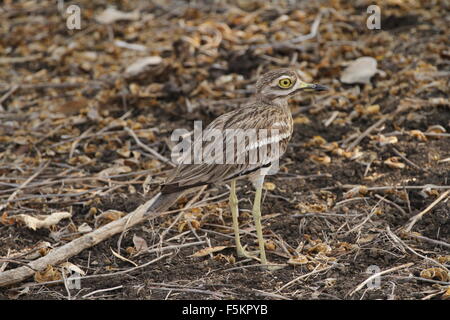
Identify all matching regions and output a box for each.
[163,103,292,190]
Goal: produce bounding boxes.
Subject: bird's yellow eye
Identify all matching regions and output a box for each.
[278,78,293,88]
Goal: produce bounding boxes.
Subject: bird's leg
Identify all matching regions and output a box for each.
[251,183,268,266]
[229,180,254,259]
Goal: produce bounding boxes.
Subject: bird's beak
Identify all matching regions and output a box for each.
[299,82,329,92]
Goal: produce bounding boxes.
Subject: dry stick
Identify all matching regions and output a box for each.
[344,197,384,236]
[346,102,414,152]
[348,262,414,297]
[406,233,450,249]
[0,169,160,195]
[82,285,123,299]
[340,184,450,191]
[50,128,157,148]
[0,196,223,288]
[69,127,94,159]
[253,10,323,50]
[4,186,110,203]
[0,161,49,213]
[422,290,447,301]
[323,111,339,127]
[147,286,225,297]
[405,190,449,232]
[125,127,174,167]
[253,288,291,300]
[15,253,172,290]
[61,271,72,300]
[0,196,157,287]
[1,80,106,91]
[157,186,207,249]
[386,227,449,271]
[0,249,11,272]
[145,241,206,255]
[391,147,426,172]
[0,84,19,105]
[277,264,336,292]
[374,194,407,216]
[346,115,387,151]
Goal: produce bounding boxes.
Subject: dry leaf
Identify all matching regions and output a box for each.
[307,243,332,255]
[125,56,163,76]
[60,262,86,276]
[111,248,138,267]
[365,104,381,114]
[213,253,236,264]
[332,147,354,158]
[263,182,276,191]
[77,223,92,233]
[1,212,15,225]
[409,130,428,141]
[340,57,380,84]
[190,246,227,258]
[309,154,331,165]
[288,255,309,265]
[363,172,385,182]
[98,166,131,178]
[384,157,406,169]
[426,125,446,134]
[437,255,450,264]
[356,234,377,244]
[264,239,276,251]
[293,116,311,124]
[55,98,88,115]
[14,212,72,230]
[95,210,125,226]
[443,287,450,300]
[132,234,148,253]
[378,134,398,146]
[34,265,62,283]
[308,136,327,146]
[420,268,449,282]
[96,7,140,24]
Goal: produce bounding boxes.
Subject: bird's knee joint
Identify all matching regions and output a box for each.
[229,195,238,205]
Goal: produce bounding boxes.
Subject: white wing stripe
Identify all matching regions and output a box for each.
[244,131,290,152]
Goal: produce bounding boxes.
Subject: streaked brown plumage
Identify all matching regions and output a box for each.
[147,68,327,268]
[162,102,293,192]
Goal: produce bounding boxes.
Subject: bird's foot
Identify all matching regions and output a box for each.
[236,246,285,271]
[260,263,285,271]
[236,246,260,261]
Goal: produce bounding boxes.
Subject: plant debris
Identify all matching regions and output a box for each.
[0,0,449,300]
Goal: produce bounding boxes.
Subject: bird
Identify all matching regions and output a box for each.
[146,68,328,269]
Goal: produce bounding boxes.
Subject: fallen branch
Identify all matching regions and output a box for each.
[15,253,172,289]
[0,192,224,288]
[0,195,159,287]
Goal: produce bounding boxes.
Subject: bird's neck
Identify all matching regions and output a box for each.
[256,94,289,109]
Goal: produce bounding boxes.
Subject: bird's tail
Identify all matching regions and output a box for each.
[144,191,185,216]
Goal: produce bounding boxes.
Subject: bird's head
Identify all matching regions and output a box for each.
[255,68,328,103]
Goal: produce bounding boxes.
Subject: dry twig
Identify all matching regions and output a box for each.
[405,190,449,232]
[348,263,414,297]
